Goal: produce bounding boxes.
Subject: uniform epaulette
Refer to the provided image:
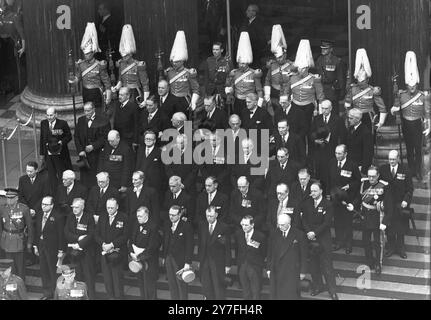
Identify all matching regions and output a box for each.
[115,60,120,68]
[75,59,83,65]
[398,89,407,94]
[98,60,107,66]
[379,179,388,185]
[229,69,237,76]
[188,68,197,76]
[165,67,172,73]
[424,90,429,96]
[373,86,381,95]
[311,73,321,79]
[254,69,262,77]
[137,60,146,67]
[361,177,369,182]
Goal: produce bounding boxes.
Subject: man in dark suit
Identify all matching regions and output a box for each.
[240,92,273,138]
[33,196,66,299]
[162,205,194,300]
[158,79,183,130]
[64,198,96,299]
[18,161,51,265]
[345,108,373,175]
[86,172,120,224]
[265,147,300,199]
[229,176,266,230]
[234,215,266,299]
[328,144,361,253]
[56,170,88,219]
[164,134,198,195]
[124,171,160,224]
[271,118,305,166]
[267,213,307,300]
[135,130,165,193]
[199,133,231,195]
[380,150,413,259]
[128,206,161,300]
[241,4,267,69]
[310,100,347,188]
[197,206,232,300]
[160,176,195,225]
[267,183,300,232]
[199,95,228,130]
[110,87,140,150]
[300,181,338,299]
[98,130,134,192]
[225,114,246,165]
[39,107,72,192]
[230,138,265,192]
[274,95,306,140]
[290,168,313,204]
[94,198,128,300]
[74,102,110,188]
[138,96,165,144]
[195,176,229,224]
[96,2,121,61]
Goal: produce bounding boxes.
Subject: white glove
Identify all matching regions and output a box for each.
[423,128,430,136]
[184,263,191,270]
[390,106,400,115]
[379,224,386,231]
[266,270,270,279]
[225,266,231,274]
[33,246,39,256]
[264,95,271,102]
[346,203,354,212]
[257,97,264,107]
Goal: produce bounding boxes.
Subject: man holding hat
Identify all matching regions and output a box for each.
[64,198,96,299]
[0,188,34,280]
[225,31,263,116]
[0,259,28,300]
[162,205,194,300]
[264,25,295,116]
[165,30,200,117]
[127,206,161,300]
[391,51,431,180]
[74,101,111,188]
[345,48,387,133]
[315,40,346,115]
[112,24,149,106]
[69,22,112,110]
[39,107,73,193]
[54,264,89,300]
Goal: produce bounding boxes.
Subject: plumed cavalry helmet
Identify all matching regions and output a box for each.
[236,31,253,64]
[80,22,100,54]
[271,24,287,58]
[354,48,372,82]
[119,24,137,57]
[170,30,188,62]
[404,51,420,87]
[294,39,314,69]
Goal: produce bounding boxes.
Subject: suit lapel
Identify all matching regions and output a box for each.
[278,228,295,260]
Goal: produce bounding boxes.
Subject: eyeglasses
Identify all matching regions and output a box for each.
[41,203,52,206]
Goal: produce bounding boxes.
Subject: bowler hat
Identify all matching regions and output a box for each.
[330,187,349,203]
[105,251,121,265]
[47,138,62,154]
[315,126,330,140]
[76,156,90,170]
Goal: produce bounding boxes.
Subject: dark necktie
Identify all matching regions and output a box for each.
[100,188,104,197]
[324,115,328,124]
[391,167,396,178]
[338,161,342,169]
[173,193,177,200]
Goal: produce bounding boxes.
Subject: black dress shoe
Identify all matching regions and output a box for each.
[330,293,339,300]
[375,265,382,275]
[399,252,407,259]
[310,288,323,296]
[384,249,394,257]
[332,244,341,251]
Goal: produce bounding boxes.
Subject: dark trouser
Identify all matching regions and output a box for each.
[5,251,25,280]
[71,253,96,300]
[309,247,337,294]
[39,246,58,297]
[233,98,246,116]
[101,256,124,299]
[165,254,188,300]
[171,95,191,118]
[402,118,422,178]
[268,88,281,116]
[201,258,225,300]
[333,203,353,248]
[387,231,406,254]
[322,84,340,115]
[79,152,100,189]
[46,154,71,192]
[137,264,158,300]
[238,262,261,300]
[292,102,315,159]
[361,112,373,132]
[82,87,103,110]
[362,228,382,267]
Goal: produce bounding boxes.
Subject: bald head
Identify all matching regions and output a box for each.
[46,107,57,123]
[62,170,75,187]
[388,149,399,167]
[108,130,120,148]
[277,213,291,231]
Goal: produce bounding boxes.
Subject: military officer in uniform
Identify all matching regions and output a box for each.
[391,51,431,180]
[225,31,263,116]
[347,166,392,274]
[0,188,34,280]
[264,25,295,116]
[288,39,325,145]
[203,42,233,107]
[344,48,387,133]
[165,30,200,118]
[69,22,112,111]
[0,259,28,300]
[54,264,89,300]
[380,150,413,259]
[111,24,150,105]
[315,40,345,115]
